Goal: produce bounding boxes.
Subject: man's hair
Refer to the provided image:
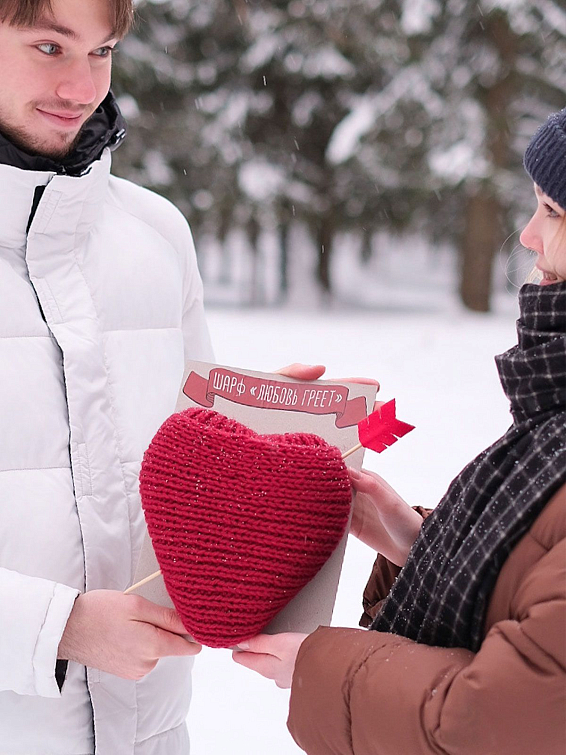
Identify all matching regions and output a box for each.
[0,0,134,37]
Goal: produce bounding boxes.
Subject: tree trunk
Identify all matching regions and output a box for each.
[460,188,502,312]
[278,223,289,302]
[247,216,261,305]
[459,10,517,311]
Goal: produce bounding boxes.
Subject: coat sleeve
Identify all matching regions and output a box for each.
[288,539,566,755]
[0,567,79,698]
[178,221,214,363]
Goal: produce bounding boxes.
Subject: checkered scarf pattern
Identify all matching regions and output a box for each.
[371,283,566,651]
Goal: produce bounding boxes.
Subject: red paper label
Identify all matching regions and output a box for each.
[183,369,366,428]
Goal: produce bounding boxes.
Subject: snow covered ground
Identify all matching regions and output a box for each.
[187,289,520,754]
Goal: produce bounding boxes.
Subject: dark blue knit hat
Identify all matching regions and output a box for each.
[523,108,566,210]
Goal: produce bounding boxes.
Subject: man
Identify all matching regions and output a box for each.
[0,0,214,752]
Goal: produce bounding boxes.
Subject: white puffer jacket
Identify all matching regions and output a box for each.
[0,150,213,754]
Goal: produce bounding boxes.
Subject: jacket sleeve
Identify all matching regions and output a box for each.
[0,567,79,698]
[288,539,566,755]
[177,217,214,364]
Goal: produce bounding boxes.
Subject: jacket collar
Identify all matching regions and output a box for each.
[0,147,113,252]
[0,93,124,251]
[0,91,126,177]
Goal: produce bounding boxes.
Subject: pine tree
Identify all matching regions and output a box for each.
[327,0,566,309]
[112,0,566,309]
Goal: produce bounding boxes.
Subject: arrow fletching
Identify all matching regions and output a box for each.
[357,399,414,453]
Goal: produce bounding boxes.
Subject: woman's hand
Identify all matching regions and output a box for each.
[349,468,423,567]
[232,633,308,689]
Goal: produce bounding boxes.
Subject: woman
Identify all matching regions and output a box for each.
[233,109,566,754]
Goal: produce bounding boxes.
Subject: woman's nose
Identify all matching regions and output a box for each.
[519,213,542,254]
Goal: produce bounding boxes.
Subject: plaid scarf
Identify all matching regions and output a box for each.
[371,282,566,651]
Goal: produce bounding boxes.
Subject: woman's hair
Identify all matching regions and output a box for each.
[0,0,134,38]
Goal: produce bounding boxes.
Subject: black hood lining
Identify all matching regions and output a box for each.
[0,91,126,176]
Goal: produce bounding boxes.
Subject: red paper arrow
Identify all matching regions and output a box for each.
[342,399,414,459]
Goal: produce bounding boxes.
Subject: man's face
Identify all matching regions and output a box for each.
[0,0,118,159]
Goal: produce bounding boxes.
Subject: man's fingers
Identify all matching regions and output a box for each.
[154,627,202,658]
[330,377,380,390]
[274,365,381,394]
[128,595,188,636]
[275,363,326,380]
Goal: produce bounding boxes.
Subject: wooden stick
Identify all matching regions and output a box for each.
[341,442,362,460]
[125,443,363,594]
[124,569,162,594]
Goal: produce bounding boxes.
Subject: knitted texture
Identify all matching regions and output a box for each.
[139,408,351,648]
[523,108,566,210]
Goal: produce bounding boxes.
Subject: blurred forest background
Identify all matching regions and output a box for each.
[112,0,566,312]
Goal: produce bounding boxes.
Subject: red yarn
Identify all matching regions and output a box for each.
[139,408,352,648]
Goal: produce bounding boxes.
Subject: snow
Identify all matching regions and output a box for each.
[239,160,287,202]
[326,68,444,165]
[428,140,488,184]
[302,47,356,79]
[142,150,174,187]
[400,0,441,36]
[241,34,282,71]
[187,291,519,753]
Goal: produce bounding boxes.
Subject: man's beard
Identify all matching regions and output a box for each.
[0,113,87,161]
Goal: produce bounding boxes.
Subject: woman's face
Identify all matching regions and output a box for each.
[520,185,566,285]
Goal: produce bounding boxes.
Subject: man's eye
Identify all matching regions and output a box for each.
[37,43,59,55]
[92,46,115,58]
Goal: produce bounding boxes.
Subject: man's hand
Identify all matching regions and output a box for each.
[276,363,380,392]
[232,633,308,689]
[58,590,201,680]
[275,363,327,380]
[349,468,423,566]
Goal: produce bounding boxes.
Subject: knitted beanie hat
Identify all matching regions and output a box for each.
[523,107,566,210]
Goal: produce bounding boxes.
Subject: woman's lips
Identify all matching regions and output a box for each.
[538,269,560,285]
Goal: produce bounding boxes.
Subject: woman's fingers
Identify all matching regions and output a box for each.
[348,467,385,494]
[232,633,308,689]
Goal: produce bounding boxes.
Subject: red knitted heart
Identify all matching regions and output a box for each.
[139,408,351,648]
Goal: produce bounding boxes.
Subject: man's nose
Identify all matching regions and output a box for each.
[55,58,97,105]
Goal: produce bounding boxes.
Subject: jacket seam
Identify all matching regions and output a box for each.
[104,199,179,257]
[30,583,57,696]
[524,529,554,553]
[0,334,54,339]
[135,719,186,745]
[64,204,138,746]
[67,227,141,597]
[345,643,405,754]
[515,601,566,672]
[0,327,178,339]
[0,465,69,473]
